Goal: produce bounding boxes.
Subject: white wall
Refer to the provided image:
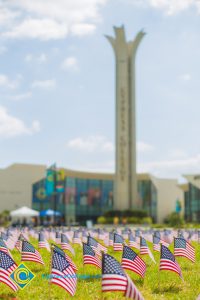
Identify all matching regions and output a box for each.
[0,163,46,212]
[151,176,184,223]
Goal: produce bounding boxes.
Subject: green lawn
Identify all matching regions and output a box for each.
[1,239,200,300]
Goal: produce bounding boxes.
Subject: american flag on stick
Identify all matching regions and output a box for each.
[87,236,107,256]
[61,233,75,255]
[73,231,82,245]
[174,237,195,263]
[140,237,156,263]
[153,235,161,252]
[160,244,182,278]
[109,232,114,246]
[0,250,18,292]
[38,232,50,251]
[83,243,101,269]
[51,245,77,296]
[121,245,146,278]
[21,240,44,265]
[129,233,139,250]
[53,244,77,272]
[113,233,124,251]
[0,237,9,254]
[55,231,61,244]
[15,233,24,252]
[102,253,144,300]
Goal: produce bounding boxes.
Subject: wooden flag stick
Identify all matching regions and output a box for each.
[48,244,54,300]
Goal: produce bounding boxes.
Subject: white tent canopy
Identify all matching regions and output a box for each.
[10,206,39,218]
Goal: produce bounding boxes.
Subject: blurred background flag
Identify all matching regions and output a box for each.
[46,164,56,196]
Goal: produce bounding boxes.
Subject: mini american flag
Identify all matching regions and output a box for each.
[174,237,195,263]
[61,233,75,255]
[153,236,161,252]
[21,240,44,265]
[1,232,8,243]
[83,243,101,268]
[15,234,23,252]
[73,231,82,245]
[140,237,149,255]
[55,231,61,244]
[140,237,155,263]
[3,232,15,250]
[162,230,173,245]
[98,229,105,240]
[129,233,139,250]
[154,231,160,238]
[51,245,77,296]
[38,232,50,251]
[0,237,9,253]
[82,230,88,243]
[87,236,107,256]
[121,246,146,278]
[102,253,144,300]
[198,231,200,243]
[0,250,18,291]
[122,229,129,240]
[109,232,114,246]
[53,245,77,272]
[113,233,124,251]
[160,244,182,278]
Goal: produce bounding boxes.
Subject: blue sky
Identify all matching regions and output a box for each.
[0,0,200,180]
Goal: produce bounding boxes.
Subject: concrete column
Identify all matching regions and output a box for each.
[106,26,145,210]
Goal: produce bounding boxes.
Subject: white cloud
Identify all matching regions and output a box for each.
[10,92,32,101]
[179,73,191,81]
[168,149,188,159]
[0,105,40,138]
[31,120,40,132]
[70,160,115,172]
[0,74,20,89]
[25,53,47,63]
[4,18,68,40]
[0,46,7,55]
[67,136,154,154]
[0,7,19,26]
[138,153,200,178]
[37,53,47,63]
[25,54,33,62]
[137,141,154,153]
[31,79,56,89]
[70,23,96,36]
[0,0,107,40]
[130,0,199,15]
[61,56,78,71]
[66,135,114,153]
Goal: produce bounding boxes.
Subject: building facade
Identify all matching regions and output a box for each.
[32,169,182,224]
[179,175,200,222]
[0,163,46,211]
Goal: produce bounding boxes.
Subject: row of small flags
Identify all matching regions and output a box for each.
[0,227,197,299]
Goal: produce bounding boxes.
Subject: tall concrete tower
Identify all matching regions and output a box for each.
[106,26,145,210]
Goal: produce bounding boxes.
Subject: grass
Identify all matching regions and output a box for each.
[1,238,200,300]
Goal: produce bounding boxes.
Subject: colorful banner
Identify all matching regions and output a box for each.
[46,164,56,196]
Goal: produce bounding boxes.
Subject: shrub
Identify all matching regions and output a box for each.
[104,210,122,218]
[127,217,140,224]
[141,217,152,225]
[122,209,148,218]
[165,212,184,227]
[108,217,114,224]
[104,209,148,219]
[97,216,106,224]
